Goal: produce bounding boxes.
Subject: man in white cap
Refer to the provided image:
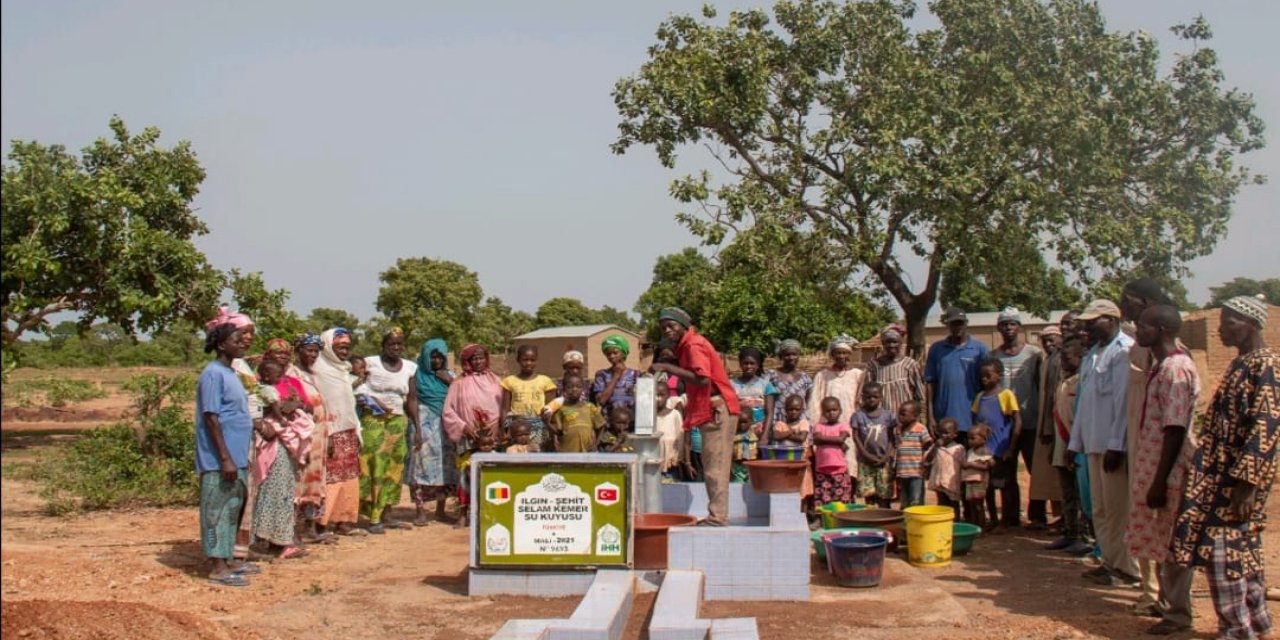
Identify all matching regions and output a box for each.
[1068,299,1141,587]
[993,307,1047,529]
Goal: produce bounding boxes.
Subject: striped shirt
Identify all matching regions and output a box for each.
[894,422,933,478]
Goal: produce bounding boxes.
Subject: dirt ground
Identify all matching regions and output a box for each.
[3,371,1278,639]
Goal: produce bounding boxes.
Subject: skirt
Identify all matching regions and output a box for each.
[359,413,408,523]
[200,469,246,559]
[404,403,458,490]
[252,442,298,547]
[814,470,853,505]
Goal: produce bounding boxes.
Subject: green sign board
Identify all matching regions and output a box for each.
[475,461,632,568]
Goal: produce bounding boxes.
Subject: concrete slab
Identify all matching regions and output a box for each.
[709,618,759,640]
[545,569,635,640]
[470,569,597,597]
[491,619,551,640]
[807,556,967,627]
[649,570,711,640]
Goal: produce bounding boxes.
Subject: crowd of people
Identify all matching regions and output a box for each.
[194,288,1277,640]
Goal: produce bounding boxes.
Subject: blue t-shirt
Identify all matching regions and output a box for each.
[924,337,989,431]
[972,391,1016,458]
[195,360,254,473]
[852,409,895,460]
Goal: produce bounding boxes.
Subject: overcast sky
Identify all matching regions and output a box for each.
[3,0,1277,324]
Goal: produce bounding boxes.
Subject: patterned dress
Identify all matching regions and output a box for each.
[764,369,813,423]
[865,356,926,422]
[1172,348,1280,579]
[1126,351,1199,562]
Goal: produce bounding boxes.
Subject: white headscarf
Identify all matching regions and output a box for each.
[312,329,360,436]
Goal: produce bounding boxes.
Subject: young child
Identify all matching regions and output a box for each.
[731,405,760,482]
[350,356,389,416]
[504,418,538,454]
[598,406,633,453]
[971,358,1021,528]
[456,433,496,527]
[853,382,896,508]
[772,395,815,519]
[549,375,605,453]
[252,359,315,559]
[811,397,854,505]
[502,345,558,451]
[654,382,686,481]
[893,401,932,508]
[962,423,996,531]
[927,417,965,518]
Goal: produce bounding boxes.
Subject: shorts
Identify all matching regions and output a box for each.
[965,480,988,502]
[858,463,894,500]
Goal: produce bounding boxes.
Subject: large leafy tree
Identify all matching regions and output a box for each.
[226,269,304,350]
[613,0,1264,354]
[2,117,224,346]
[374,257,484,348]
[1208,277,1280,308]
[471,297,536,352]
[305,307,361,334]
[535,297,598,328]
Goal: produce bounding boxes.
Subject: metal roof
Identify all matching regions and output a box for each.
[513,324,641,340]
[925,309,1071,328]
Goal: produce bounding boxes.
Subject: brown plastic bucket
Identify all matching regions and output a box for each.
[633,513,698,569]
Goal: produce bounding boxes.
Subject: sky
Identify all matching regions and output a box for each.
[3,0,1277,325]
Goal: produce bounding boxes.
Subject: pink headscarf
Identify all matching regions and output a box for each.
[442,343,502,443]
[205,305,255,331]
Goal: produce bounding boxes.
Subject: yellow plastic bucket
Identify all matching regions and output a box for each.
[904,505,954,568]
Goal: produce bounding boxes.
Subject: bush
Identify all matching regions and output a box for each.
[37,372,199,513]
[44,378,107,408]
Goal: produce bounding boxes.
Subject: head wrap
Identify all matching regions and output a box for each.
[331,327,352,346]
[460,343,490,374]
[295,332,323,348]
[828,333,857,353]
[563,350,585,365]
[314,329,358,435]
[383,327,405,344]
[1223,295,1269,329]
[880,326,903,341]
[775,339,802,355]
[264,337,292,354]
[415,338,451,411]
[997,307,1023,325]
[204,305,254,331]
[601,334,631,356]
[1041,326,1063,337]
[658,307,692,329]
[204,323,239,354]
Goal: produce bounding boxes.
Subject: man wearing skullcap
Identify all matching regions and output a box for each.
[651,307,741,526]
[1172,296,1277,640]
[993,307,1048,529]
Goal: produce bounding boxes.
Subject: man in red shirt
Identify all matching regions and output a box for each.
[651,307,742,526]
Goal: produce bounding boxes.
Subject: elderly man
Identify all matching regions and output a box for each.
[1068,299,1141,587]
[650,307,741,527]
[1172,296,1277,640]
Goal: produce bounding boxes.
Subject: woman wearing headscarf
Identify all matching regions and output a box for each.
[765,339,813,423]
[289,332,334,543]
[442,344,503,518]
[197,321,255,586]
[591,334,639,420]
[204,307,264,564]
[405,338,457,526]
[312,328,364,536]
[865,325,927,423]
[808,333,868,483]
[359,328,419,534]
[731,346,779,434]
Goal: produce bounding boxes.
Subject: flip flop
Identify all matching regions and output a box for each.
[278,546,308,560]
[228,562,262,575]
[208,573,250,587]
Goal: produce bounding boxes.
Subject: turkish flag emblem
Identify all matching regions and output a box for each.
[597,488,618,502]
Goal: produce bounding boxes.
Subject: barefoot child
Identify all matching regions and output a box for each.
[893,401,932,508]
[963,423,996,530]
[549,375,605,453]
[972,358,1021,527]
[502,345,557,451]
[654,383,686,480]
[927,418,965,518]
[812,397,854,505]
[731,405,760,481]
[853,382,896,507]
[598,406,634,453]
[252,359,315,559]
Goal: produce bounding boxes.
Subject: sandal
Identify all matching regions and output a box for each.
[278,546,308,560]
[228,561,262,575]
[208,573,250,587]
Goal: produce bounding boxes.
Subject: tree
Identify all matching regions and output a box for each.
[306,307,361,334]
[535,297,598,329]
[1208,277,1280,308]
[633,248,718,341]
[594,306,641,333]
[613,0,1264,354]
[471,297,536,352]
[226,269,304,350]
[374,258,483,347]
[2,117,225,346]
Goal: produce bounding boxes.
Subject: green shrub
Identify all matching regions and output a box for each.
[44,377,107,408]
